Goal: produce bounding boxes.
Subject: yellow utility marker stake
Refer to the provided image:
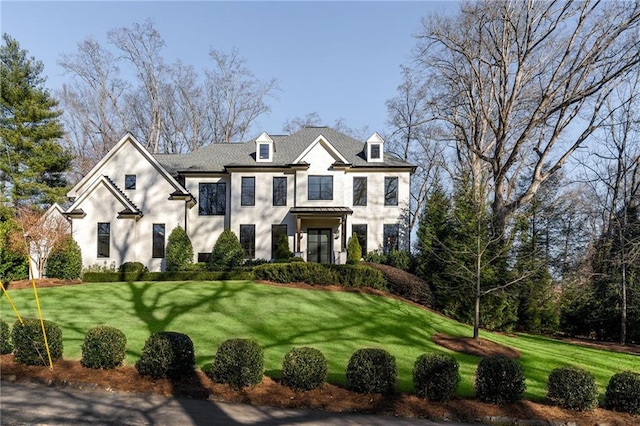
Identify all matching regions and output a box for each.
[0,281,23,325]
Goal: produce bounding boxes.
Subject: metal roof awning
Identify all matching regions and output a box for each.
[289,207,353,216]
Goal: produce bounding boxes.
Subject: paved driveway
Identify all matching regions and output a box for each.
[0,381,479,425]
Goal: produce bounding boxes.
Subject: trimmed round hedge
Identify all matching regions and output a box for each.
[547,366,598,411]
[346,348,397,394]
[475,355,526,404]
[281,347,328,391]
[11,318,63,366]
[605,371,640,414]
[0,319,12,354]
[209,338,264,389]
[135,331,195,379]
[413,353,460,401]
[81,326,127,369]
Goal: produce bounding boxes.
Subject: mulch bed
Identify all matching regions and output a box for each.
[1,354,638,425]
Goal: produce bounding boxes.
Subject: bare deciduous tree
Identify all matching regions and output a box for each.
[386,65,445,234]
[580,71,640,344]
[58,38,129,178]
[58,20,279,178]
[108,20,166,153]
[206,48,279,143]
[15,206,70,279]
[414,0,640,240]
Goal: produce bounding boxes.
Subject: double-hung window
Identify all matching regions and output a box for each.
[241,177,255,206]
[199,182,226,215]
[384,177,398,206]
[273,177,287,206]
[97,223,110,258]
[353,177,367,206]
[308,176,333,201]
[152,224,165,258]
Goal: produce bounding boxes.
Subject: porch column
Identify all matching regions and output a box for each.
[341,214,347,251]
[296,216,302,253]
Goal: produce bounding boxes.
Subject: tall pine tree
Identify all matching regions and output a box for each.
[1,34,71,208]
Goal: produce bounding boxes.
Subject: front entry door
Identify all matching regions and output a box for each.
[308,228,332,263]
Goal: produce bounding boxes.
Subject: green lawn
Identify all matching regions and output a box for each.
[1,280,638,401]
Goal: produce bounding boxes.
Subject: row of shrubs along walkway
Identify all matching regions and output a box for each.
[3,318,639,418]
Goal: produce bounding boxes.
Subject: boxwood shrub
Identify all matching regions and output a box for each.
[82,270,255,282]
[0,319,12,354]
[81,326,127,369]
[135,331,195,379]
[413,353,460,401]
[547,366,598,411]
[253,263,386,290]
[281,347,328,391]
[346,348,397,394]
[209,338,263,389]
[605,371,640,414]
[475,355,526,404]
[11,318,63,366]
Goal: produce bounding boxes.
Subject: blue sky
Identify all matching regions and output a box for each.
[2,1,455,137]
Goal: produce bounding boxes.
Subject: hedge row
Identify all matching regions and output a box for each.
[82,270,255,282]
[253,263,387,291]
[4,318,640,413]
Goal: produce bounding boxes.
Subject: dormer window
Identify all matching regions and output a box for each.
[255,132,274,162]
[259,143,270,160]
[365,133,384,162]
[370,144,381,160]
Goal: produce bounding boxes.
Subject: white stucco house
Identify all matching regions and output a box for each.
[64,127,415,271]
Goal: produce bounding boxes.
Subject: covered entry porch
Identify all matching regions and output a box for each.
[290,207,353,264]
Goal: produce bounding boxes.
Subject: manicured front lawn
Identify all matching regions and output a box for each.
[1,281,637,401]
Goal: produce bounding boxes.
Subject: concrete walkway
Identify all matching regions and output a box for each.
[0,381,478,425]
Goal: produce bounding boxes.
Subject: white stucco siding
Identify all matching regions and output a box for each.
[184,175,229,259]
[229,171,294,260]
[296,144,346,207]
[347,170,411,253]
[71,185,138,269]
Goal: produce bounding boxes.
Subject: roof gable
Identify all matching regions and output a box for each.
[67,175,142,218]
[67,133,189,199]
[293,134,349,165]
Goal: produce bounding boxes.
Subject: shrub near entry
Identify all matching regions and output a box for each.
[11,318,63,366]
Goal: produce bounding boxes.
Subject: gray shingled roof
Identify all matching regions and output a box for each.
[154,127,414,174]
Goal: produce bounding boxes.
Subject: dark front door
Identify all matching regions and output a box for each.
[307,228,332,263]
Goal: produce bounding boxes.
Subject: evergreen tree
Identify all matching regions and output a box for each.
[208,229,243,271]
[415,181,451,288]
[165,226,194,271]
[347,232,362,264]
[0,34,71,208]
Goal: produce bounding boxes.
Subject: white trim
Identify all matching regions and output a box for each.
[293,134,349,164]
[67,175,140,214]
[67,133,189,198]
